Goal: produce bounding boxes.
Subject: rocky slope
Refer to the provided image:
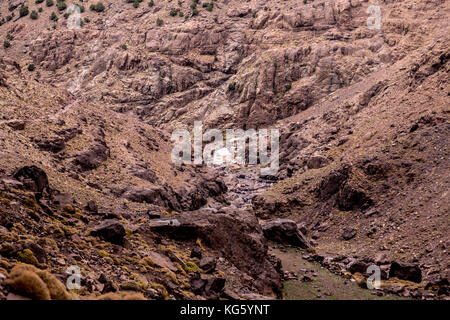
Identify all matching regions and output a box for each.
[0,0,449,300]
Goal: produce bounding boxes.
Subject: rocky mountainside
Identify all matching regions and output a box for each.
[0,0,449,300]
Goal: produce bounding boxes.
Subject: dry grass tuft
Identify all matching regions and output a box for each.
[4,264,72,300]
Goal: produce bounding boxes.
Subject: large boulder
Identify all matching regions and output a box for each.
[337,183,372,211]
[317,166,350,200]
[262,219,311,249]
[13,166,49,199]
[35,137,66,153]
[138,208,282,296]
[90,220,126,245]
[307,155,329,169]
[389,261,422,283]
[190,276,226,298]
[74,139,110,171]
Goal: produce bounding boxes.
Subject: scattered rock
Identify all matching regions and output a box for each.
[6,120,26,131]
[199,257,216,273]
[342,228,357,241]
[35,137,66,153]
[147,251,177,272]
[307,155,329,169]
[190,246,203,260]
[301,275,313,282]
[85,200,98,214]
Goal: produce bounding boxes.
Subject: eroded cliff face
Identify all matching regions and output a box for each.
[0,0,448,300]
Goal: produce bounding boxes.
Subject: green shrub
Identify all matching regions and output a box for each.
[38,7,43,12]
[202,2,213,12]
[57,1,67,11]
[4,266,51,300]
[35,0,44,3]
[46,0,54,7]
[50,12,58,21]
[3,41,11,49]
[28,64,36,72]
[228,82,236,91]
[5,264,72,300]
[156,17,163,26]
[148,0,154,7]
[121,44,127,50]
[19,5,29,17]
[169,9,178,16]
[6,33,14,41]
[192,8,199,16]
[90,2,105,12]
[30,10,38,20]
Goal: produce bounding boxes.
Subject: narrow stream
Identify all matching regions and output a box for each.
[217,166,405,300]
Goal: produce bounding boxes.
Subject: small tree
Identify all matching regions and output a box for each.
[57,1,67,11]
[50,12,58,21]
[19,5,29,17]
[30,10,38,20]
[202,2,213,12]
[90,2,105,12]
